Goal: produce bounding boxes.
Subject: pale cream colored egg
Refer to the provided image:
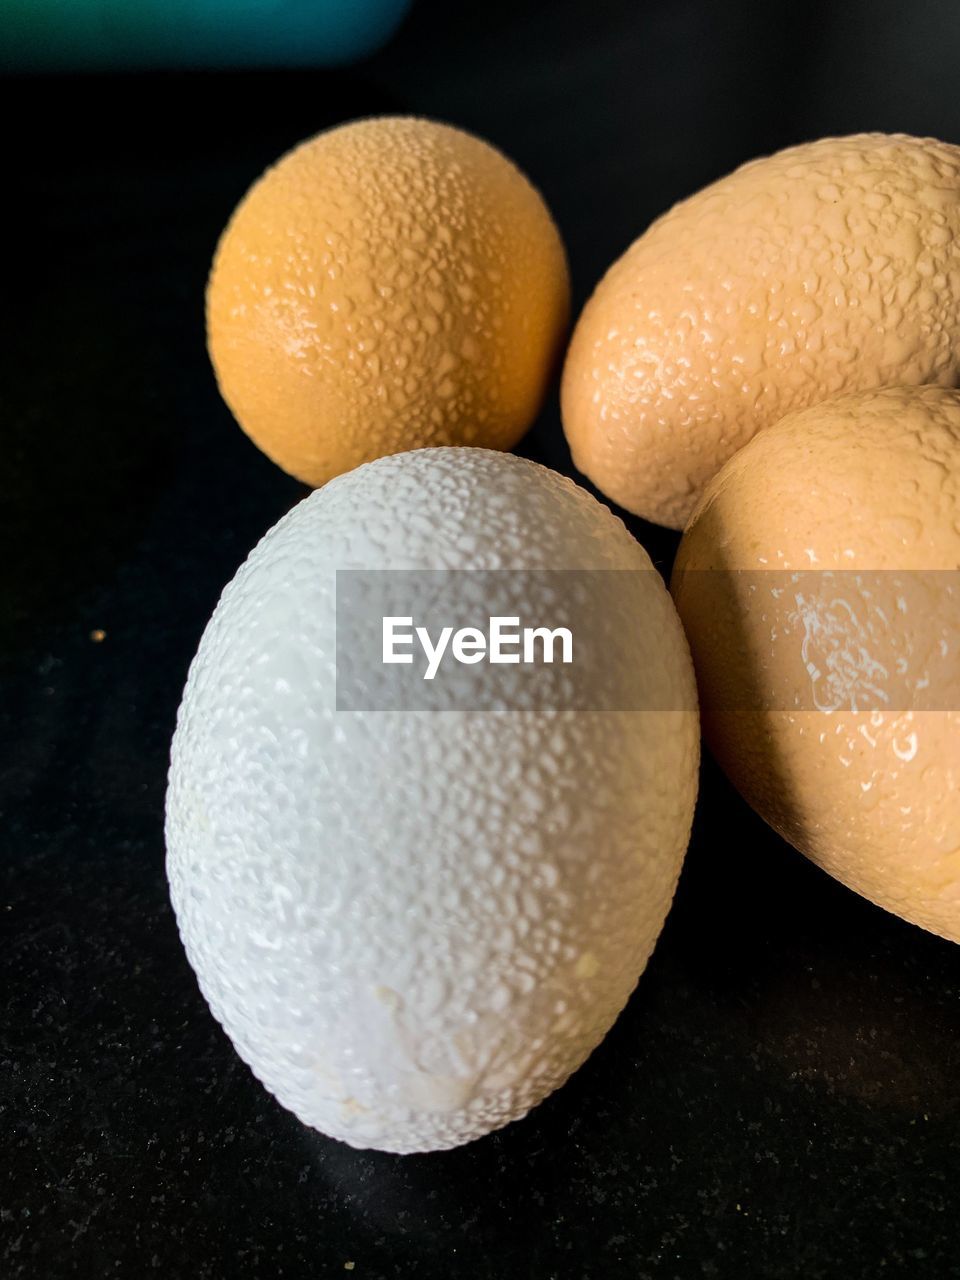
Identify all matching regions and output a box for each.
[673,386,960,942]
[564,134,960,528]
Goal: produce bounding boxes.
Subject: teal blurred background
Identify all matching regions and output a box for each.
[0,0,413,71]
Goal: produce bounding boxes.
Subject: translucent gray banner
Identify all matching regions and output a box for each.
[335,568,960,713]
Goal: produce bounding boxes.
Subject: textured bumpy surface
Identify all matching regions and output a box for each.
[166,448,699,1152]
[562,133,960,528]
[207,117,570,486]
[672,387,960,942]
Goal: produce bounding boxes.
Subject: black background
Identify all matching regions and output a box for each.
[4,2,960,1276]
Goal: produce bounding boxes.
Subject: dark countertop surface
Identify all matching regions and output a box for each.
[3,2,960,1275]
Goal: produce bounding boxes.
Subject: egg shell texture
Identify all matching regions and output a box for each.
[166,448,699,1152]
[207,117,570,486]
[672,386,960,942]
[563,133,960,528]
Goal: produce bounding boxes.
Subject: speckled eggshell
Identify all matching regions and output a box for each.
[563,133,960,528]
[207,116,570,486]
[166,448,699,1152]
[672,386,960,942]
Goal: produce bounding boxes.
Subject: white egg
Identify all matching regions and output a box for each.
[166,447,698,1152]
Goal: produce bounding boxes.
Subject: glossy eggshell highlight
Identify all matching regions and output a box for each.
[672,386,960,942]
[563,133,960,528]
[207,116,570,487]
[166,448,699,1152]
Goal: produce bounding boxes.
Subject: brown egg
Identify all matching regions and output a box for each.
[672,386,960,942]
[208,117,570,487]
[563,134,960,528]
